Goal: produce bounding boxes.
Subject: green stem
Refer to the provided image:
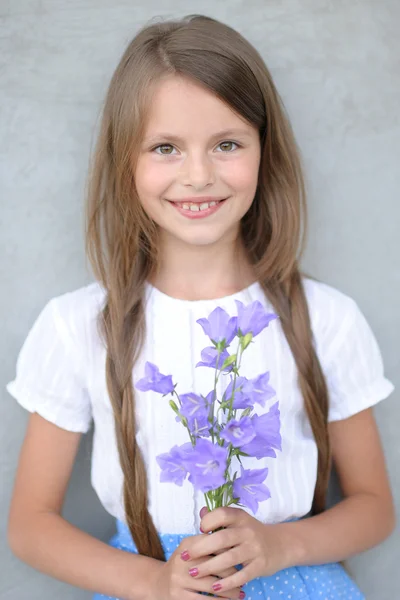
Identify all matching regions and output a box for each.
[209,348,221,444]
[203,336,252,512]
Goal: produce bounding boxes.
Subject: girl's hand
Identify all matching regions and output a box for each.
[187,507,293,594]
[144,532,244,600]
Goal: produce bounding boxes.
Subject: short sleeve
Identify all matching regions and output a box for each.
[6,298,93,433]
[322,299,394,422]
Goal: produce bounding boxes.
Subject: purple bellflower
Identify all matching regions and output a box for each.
[235,300,278,338]
[197,306,238,347]
[241,402,282,459]
[233,466,271,514]
[138,299,281,516]
[180,393,210,437]
[220,416,256,447]
[244,372,276,408]
[156,445,189,486]
[224,376,251,409]
[196,346,233,372]
[224,372,276,409]
[182,438,228,493]
[136,362,174,395]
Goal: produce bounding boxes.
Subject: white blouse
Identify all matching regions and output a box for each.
[6,278,394,534]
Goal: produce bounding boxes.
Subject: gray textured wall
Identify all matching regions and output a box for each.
[1,1,399,599]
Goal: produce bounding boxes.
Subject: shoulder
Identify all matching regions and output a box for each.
[302,276,357,314]
[41,280,107,354]
[302,276,361,364]
[48,280,106,320]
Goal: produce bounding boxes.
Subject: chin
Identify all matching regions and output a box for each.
[176,233,226,247]
[174,223,238,248]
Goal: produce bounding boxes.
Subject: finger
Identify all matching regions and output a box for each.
[184,592,216,600]
[186,528,239,560]
[201,506,247,533]
[180,532,208,552]
[189,547,242,578]
[187,552,238,578]
[209,546,239,577]
[218,564,240,579]
[185,573,242,598]
[184,586,243,600]
[185,558,238,580]
[208,565,254,595]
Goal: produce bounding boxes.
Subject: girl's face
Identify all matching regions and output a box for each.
[135,76,261,249]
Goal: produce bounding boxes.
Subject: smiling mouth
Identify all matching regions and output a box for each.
[175,199,223,212]
[169,198,227,212]
[167,197,228,219]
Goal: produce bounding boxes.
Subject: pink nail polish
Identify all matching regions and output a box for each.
[180,550,190,561]
[189,567,199,577]
[240,591,246,599]
[212,583,222,592]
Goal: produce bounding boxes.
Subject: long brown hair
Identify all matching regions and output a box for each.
[85,14,331,560]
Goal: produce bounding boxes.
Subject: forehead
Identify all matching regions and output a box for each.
[142,75,254,140]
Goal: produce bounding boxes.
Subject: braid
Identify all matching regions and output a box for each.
[261,269,331,513]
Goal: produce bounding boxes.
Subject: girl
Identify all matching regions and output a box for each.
[7,14,395,600]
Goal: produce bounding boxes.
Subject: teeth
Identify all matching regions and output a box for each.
[177,200,221,211]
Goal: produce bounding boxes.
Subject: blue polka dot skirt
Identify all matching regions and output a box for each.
[93,520,365,600]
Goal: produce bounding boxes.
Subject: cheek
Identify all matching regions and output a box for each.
[135,157,174,200]
[222,157,259,198]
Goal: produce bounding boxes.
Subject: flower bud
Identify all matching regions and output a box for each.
[220,354,237,371]
[240,332,253,350]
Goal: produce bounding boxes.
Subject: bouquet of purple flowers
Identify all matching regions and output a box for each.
[136,300,282,515]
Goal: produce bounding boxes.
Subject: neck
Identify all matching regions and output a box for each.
[151,232,255,301]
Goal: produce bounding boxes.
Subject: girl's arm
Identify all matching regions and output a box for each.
[7,413,160,600]
[8,413,243,600]
[283,406,396,565]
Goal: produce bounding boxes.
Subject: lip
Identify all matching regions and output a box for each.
[168,197,228,219]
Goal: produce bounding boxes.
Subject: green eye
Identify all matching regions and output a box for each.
[218,141,238,152]
[155,144,175,155]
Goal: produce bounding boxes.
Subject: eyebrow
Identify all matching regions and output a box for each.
[144,128,253,145]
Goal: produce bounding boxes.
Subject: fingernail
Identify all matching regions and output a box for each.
[212,583,222,592]
[180,550,190,561]
[240,591,246,599]
[199,525,205,533]
[189,567,199,577]
[200,506,209,519]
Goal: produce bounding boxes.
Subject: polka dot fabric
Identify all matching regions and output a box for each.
[93,521,365,600]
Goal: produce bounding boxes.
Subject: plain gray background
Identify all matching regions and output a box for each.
[1,1,399,599]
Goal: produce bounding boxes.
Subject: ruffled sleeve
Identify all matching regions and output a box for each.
[6,297,93,432]
[322,298,394,422]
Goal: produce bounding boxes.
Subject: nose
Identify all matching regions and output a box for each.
[179,151,215,191]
